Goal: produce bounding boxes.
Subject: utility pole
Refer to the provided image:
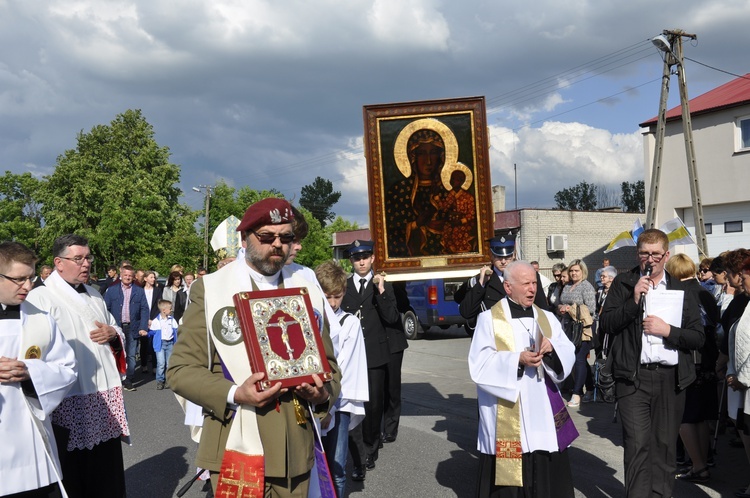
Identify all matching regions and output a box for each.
[514,163,517,210]
[646,29,708,257]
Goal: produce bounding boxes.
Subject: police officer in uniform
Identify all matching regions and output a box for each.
[341,240,401,481]
[459,233,548,334]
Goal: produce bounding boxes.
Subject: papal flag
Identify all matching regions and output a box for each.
[604,219,644,253]
[659,217,694,247]
[210,215,242,257]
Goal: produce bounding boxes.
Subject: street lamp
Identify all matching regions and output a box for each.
[193,185,213,269]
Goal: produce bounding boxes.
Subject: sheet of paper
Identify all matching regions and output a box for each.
[644,289,684,346]
[645,289,684,327]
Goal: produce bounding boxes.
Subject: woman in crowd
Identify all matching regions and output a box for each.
[667,255,719,483]
[558,259,597,407]
[162,270,187,322]
[711,255,736,315]
[724,249,750,497]
[594,265,617,357]
[546,262,567,311]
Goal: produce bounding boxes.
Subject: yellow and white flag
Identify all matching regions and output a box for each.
[604,219,643,253]
[659,217,694,247]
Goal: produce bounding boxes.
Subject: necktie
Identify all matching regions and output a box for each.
[359,278,367,296]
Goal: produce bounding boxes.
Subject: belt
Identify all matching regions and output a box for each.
[640,362,676,370]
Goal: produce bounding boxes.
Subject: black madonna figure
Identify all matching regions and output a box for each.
[385,119,456,258]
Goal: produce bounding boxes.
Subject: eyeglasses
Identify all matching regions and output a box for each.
[251,230,295,245]
[59,255,95,265]
[553,273,562,278]
[0,273,35,286]
[638,252,665,262]
[699,268,710,273]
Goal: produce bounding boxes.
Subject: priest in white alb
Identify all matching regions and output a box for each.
[0,241,77,498]
[26,234,129,498]
[469,261,577,498]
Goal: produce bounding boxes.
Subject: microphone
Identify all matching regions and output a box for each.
[641,264,653,302]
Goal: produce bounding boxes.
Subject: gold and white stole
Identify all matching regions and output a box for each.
[489,302,553,487]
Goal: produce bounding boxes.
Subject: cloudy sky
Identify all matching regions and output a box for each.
[2,1,748,226]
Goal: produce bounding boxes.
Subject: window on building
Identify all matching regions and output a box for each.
[705,223,712,235]
[725,221,743,233]
[738,117,750,151]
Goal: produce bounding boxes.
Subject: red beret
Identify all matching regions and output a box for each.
[236,198,295,232]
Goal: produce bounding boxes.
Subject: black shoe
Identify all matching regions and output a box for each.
[676,467,710,483]
[122,381,136,392]
[383,433,397,443]
[351,466,366,481]
[365,456,376,470]
[156,382,165,390]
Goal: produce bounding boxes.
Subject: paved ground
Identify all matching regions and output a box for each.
[121,326,747,497]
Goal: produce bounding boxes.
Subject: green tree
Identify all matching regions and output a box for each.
[38,109,201,273]
[621,180,645,213]
[554,181,598,211]
[299,176,341,227]
[0,171,43,253]
[295,213,359,270]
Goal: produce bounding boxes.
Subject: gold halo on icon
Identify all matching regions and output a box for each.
[440,162,473,191]
[393,118,459,178]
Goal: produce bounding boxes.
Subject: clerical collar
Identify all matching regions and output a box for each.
[507,298,534,318]
[0,303,21,319]
[66,281,89,294]
[247,265,282,286]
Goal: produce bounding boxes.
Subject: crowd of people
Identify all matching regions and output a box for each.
[3,203,750,498]
[0,198,409,498]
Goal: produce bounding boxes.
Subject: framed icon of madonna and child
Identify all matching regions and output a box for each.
[363,96,494,274]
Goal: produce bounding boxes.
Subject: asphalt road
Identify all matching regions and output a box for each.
[121,326,746,497]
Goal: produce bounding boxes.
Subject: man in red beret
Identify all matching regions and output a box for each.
[168,197,341,497]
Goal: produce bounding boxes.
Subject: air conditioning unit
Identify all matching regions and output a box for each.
[546,234,568,252]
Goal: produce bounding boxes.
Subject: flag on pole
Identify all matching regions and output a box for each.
[659,217,695,247]
[604,219,643,253]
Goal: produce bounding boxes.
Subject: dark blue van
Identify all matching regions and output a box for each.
[402,277,467,339]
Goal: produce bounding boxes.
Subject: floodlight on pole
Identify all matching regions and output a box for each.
[651,34,671,53]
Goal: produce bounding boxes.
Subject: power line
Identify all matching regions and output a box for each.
[684,57,750,80]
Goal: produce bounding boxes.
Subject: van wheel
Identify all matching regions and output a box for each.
[403,311,422,340]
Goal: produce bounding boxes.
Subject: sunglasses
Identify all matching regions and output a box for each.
[251,230,295,244]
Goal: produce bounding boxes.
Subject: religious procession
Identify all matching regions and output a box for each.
[2,44,750,498]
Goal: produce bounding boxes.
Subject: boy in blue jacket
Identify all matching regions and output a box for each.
[141,299,178,390]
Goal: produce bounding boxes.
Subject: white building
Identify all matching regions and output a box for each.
[640,73,750,258]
